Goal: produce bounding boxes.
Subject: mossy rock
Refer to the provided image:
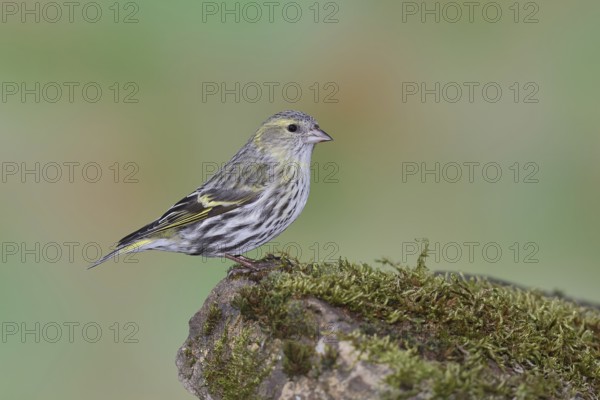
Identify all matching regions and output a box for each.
[176,255,600,400]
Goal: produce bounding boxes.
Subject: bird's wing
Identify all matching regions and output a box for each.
[117,187,260,246]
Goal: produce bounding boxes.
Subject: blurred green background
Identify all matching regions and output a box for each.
[1,0,599,398]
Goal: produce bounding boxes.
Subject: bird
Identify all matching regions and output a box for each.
[89,110,333,270]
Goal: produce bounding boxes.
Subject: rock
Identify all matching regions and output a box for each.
[176,256,600,400]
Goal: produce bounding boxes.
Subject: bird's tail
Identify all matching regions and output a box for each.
[87,238,153,269]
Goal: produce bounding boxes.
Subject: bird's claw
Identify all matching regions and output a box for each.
[226,260,277,279]
[264,253,281,261]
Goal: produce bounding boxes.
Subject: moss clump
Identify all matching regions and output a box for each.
[229,256,600,398]
[283,339,315,377]
[203,302,222,336]
[203,324,271,400]
[320,344,339,370]
[232,276,318,340]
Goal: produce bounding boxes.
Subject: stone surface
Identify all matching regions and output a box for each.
[176,271,392,399]
[176,257,600,400]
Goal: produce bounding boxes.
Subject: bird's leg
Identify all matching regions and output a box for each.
[224,254,256,269]
[225,253,281,278]
[236,255,257,263]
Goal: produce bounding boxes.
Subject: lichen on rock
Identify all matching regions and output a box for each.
[176,255,600,399]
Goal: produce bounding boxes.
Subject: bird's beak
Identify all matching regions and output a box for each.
[305,128,333,144]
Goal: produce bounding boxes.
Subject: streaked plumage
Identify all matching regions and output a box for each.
[89,110,332,269]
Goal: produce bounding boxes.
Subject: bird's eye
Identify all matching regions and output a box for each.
[287,124,298,132]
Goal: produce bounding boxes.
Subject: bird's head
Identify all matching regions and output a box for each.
[253,110,333,155]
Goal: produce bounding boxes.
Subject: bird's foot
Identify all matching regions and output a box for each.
[224,254,256,268]
[225,254,279,279]
[264,253,281,261]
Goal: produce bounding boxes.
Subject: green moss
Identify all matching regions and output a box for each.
[232,278,318,340]
[203,302,222,336]
[203,323,272,400]
[320,344,339,370]
[349,332,560,399]
[229,255,600,398]
[283,339,315,377]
